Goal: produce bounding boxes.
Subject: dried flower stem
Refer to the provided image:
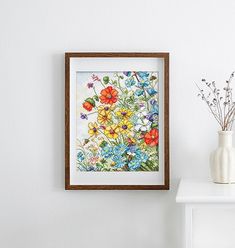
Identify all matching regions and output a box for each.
[196,72,235,131]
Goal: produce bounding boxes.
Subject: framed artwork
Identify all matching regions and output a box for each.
[65,53,169,190]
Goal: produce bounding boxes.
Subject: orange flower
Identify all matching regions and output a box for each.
[144,129,159,146]
[83,102,93,111]
[99,86,118,104]
[82,98,95,112]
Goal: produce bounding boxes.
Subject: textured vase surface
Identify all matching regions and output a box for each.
[210,131,235,183]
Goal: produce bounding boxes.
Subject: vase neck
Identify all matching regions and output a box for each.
[218,131,233,147]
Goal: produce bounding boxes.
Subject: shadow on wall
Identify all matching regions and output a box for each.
[51,53,65,190]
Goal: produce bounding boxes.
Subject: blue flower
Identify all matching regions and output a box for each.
[123,71,131,77]
[128,159,141,171]
[125,77,135,87]
[147,112,158,122]
[146,88,157,96]
[135,89,144,96]
[113,155,126,168]
[113,144,128,156]
[77,151,85,162]
[127,145,137,155]
[87,166,95,171]
[101,145,113,158]
[151,104,159,116]
[137,71,149,80]
[138,80,150,88]
[135,149,149,163]
[126,148,148,170]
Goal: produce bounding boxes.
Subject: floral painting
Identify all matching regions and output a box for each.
[76,71,159,172]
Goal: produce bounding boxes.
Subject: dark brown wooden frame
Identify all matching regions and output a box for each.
[65,53,169,190]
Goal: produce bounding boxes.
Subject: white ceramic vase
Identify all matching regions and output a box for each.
[210,131,235,183]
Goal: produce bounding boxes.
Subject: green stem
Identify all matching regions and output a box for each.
[87,111,98,116]
[121,133,127,144]
[143,89,150,111]
[117,99,126,107]
[93,87,99,98]
[117,75,125,93]
[100,81,106,88]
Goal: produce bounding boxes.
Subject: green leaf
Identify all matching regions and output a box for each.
[100,158,107,164]
[99,140,108,148]
[140,162,151,171]
[146,160,154,166]
[151,122,158,128]
[96,163,102,168]
[150,75,157,81]
[124,89,128,94]
[83,139,90,145]
[103,76,110,84]
[134,105,139,111]
[93,95,99,101]
[85,97,95,107]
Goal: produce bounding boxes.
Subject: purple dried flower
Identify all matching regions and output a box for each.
[92,74,101,82]
[87,82,94,88]
[80,113,88,120]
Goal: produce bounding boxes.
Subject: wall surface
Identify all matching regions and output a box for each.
[0,0,235,247]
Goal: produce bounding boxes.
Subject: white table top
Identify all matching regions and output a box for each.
[176,179,235,203]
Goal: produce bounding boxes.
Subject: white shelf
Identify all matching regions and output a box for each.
[176,179,235,248]
[176,179,235,203]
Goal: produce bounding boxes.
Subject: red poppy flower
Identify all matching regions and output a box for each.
[99,86,118,104]
[83,101,93,111]
[144,128,159,146]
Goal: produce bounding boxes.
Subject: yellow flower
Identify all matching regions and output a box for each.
[104,124,120,139]
[88,122,99,137]
[98,105,114,116]
[116,108,133,119]
[97,111,112,125]
[119,119,133,134]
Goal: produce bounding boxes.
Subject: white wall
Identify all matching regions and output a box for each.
[0,0,235,247]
